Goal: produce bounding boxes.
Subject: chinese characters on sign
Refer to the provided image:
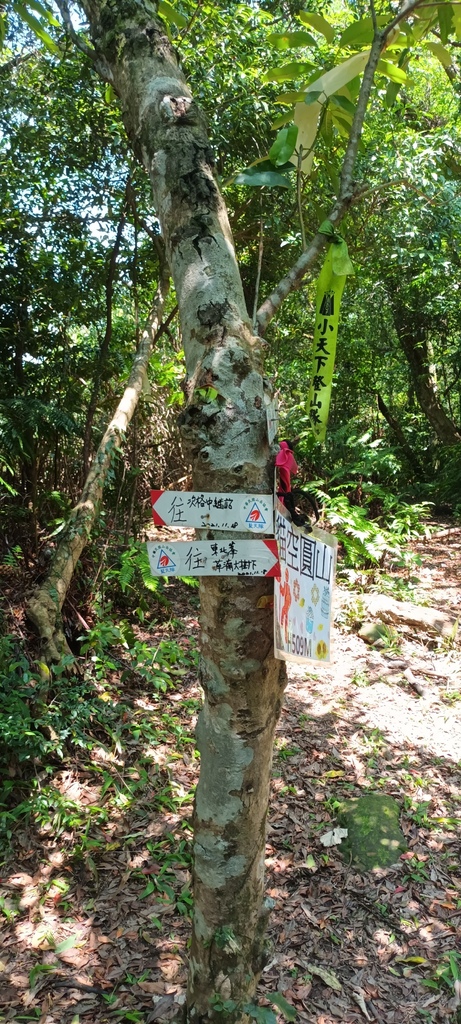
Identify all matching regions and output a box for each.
[146,539,280,578]
[307,289,337,441]
[151,490,273,533]
[307,240,350,444]
[274,502,337,664]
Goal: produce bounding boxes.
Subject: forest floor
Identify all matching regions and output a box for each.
[1,525,461,1024]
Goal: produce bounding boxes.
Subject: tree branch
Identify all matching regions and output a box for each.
[256,0,428,334]
[55,0,113,81]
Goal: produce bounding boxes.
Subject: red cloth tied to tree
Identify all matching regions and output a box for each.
[275,441,298,494]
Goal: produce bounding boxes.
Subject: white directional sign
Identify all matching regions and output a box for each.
[150,490,273,533]
[274,501,337,664]
[146,539,280,577]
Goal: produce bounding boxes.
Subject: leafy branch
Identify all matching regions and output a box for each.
[256,0,430,333]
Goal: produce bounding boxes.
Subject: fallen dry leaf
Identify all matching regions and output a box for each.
[319,827,348,848]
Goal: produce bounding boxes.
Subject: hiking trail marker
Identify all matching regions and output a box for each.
[146,539,280,578]
[274,500,337,664]
[151,490,273,533]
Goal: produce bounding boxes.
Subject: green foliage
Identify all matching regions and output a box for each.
[0,613,197,853]
[313,487,432,567]
[210,991,296,1023]
[422,949,461,994]
[8,0,59,54]
[106,542,166,597]
[430,445,461,513]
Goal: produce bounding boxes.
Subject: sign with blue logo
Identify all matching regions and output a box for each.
[147,539,280,578]
[151,490,273,533]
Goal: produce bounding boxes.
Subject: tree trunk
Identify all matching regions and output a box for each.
[81,186,128,480]
[27,278,169,662]
[398,328,461,446]
[75,3,286,1019]
[376,392,426,478]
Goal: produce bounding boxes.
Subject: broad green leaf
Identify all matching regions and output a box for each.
[274,90,311,105]
[139,878,156,898]
[412,10,438,40]
[385,80,402,106]
[243,1008,277,1024]
[437,2,454,43]
[244,157,295,173]
[269,125,298,165]
[263,62,315,84]
[424,40,453,67]
[339,16,387,49]
[332,107,353,127]
[55,934,81,955]
[453,4,461,38]
[377,58,407,83]
[268,992,297,1021]
[304,50,371,99]
[235,167,291,188]
[158,0,188,28]
[331,113,350,138]
[291,97,322,173]
[330,93,356,116]
[304,90,323,105]
[319,219,336,238]
[305,962,342,991]
[271,111,295,129]
[322,107,333,144]
[267,31,317,49]
[25,0,59,25]
[12,1,59,52]
[297,12,335,43]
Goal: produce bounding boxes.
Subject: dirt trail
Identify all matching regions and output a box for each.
[262,525,461,1023]
[1,528,460,1024]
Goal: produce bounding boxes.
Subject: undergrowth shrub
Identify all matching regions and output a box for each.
[313,486,432,567]
[0,611,198,854]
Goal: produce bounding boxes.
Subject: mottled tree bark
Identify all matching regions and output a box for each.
[72,3,286,1019]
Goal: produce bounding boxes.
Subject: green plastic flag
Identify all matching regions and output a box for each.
[307,240,353,441]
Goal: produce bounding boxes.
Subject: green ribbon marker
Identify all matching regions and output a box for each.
[308,239,353,441]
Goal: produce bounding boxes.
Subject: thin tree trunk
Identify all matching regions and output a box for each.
[81,181,129,479]
[27,273,170,662]
[398,328,461,445]
[376,392,426,477]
